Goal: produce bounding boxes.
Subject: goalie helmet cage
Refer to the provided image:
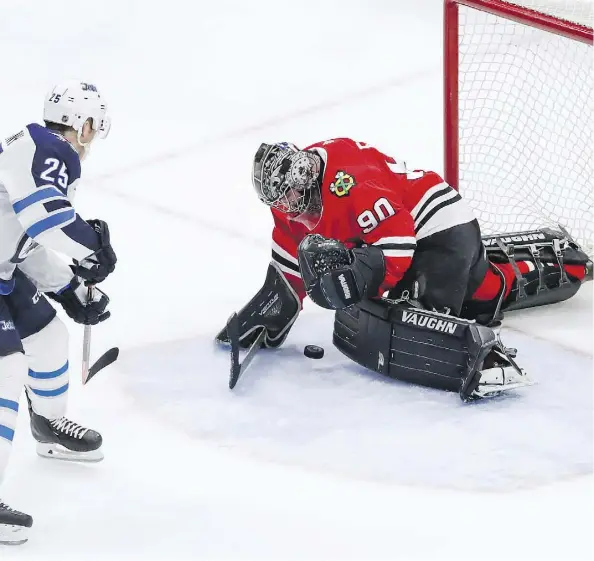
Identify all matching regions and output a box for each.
[444,0,593,254]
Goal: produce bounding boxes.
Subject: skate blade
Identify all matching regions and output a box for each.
[474,379,535,399]
[0,524,30,545]
[36,442,104,463]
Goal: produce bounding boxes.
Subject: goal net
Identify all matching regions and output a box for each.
[444,0,593,253]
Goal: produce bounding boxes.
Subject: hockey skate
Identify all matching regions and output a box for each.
[0,501,33,545]
[462,343,534,401]
[27,395,103,462]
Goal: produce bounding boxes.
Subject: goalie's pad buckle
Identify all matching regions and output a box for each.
[528,243,548,296]
[495,238,527,299]
[552,238,570,286]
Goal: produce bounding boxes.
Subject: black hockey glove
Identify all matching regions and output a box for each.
[216,262,300,349]
[73,219,117,284]
[47,279,110,325]
[297,234,385,310]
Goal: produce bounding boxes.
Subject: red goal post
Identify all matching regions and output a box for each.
[444,0,593,251]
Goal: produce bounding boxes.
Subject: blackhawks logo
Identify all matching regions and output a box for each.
[329,171,356,197]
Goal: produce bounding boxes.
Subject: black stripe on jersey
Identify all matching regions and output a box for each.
[272,249,300,274]
[374,243,417,251]
[43,199,72,213]
[412,185,452,223]
[415,193,462,233]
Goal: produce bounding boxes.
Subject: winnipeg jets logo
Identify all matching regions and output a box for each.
[401,311,458,335]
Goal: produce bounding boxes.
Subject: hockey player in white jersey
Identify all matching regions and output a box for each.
[0,81,117,544]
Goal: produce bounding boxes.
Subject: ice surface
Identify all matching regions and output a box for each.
[118,299,593,493]
[0,0,592,559]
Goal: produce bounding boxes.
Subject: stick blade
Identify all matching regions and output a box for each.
[84,347,120,385]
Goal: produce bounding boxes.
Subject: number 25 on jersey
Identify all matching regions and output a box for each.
[40,158,68,189]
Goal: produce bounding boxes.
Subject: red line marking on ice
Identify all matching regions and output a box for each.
[85,66,436,244]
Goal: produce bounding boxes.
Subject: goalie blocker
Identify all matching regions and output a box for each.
[216,262,300,349]
[333,299,533,401]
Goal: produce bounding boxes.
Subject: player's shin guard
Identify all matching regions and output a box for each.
[23,316,69,420]
[0,353,27,482]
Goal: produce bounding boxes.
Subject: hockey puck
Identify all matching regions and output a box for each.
[304,345,324,359]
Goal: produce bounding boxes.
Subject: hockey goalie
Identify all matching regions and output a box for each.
[217,138,592,401]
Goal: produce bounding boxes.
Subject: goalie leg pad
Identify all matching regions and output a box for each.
[216,262,300,349]
[483,227,589,314]
[333,300,532,400]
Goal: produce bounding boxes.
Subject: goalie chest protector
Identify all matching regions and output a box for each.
[334,300,478,392]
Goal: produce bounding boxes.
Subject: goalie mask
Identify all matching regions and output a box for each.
[252,142,323,229]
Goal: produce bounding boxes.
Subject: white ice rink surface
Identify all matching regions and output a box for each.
[1,1,593,559]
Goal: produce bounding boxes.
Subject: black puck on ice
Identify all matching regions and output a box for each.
[304,345,324,359]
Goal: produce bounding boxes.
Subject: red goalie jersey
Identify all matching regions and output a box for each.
[270,138,477,302]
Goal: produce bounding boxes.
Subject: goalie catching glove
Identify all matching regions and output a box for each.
[216,262,300,349]
[297,234,385,310]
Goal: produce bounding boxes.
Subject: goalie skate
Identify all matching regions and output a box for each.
[473,364,535,399]
[464,347,534,400]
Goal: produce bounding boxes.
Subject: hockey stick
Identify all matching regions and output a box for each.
[86,347,119,383]
[81,286,93,384]
[227,312,267,389]
[81,285,120,385]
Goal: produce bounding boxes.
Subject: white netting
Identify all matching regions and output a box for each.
[456,0,593,253]
[511,0,594,26]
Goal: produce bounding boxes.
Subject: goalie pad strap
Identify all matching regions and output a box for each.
[483,227,588,315]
